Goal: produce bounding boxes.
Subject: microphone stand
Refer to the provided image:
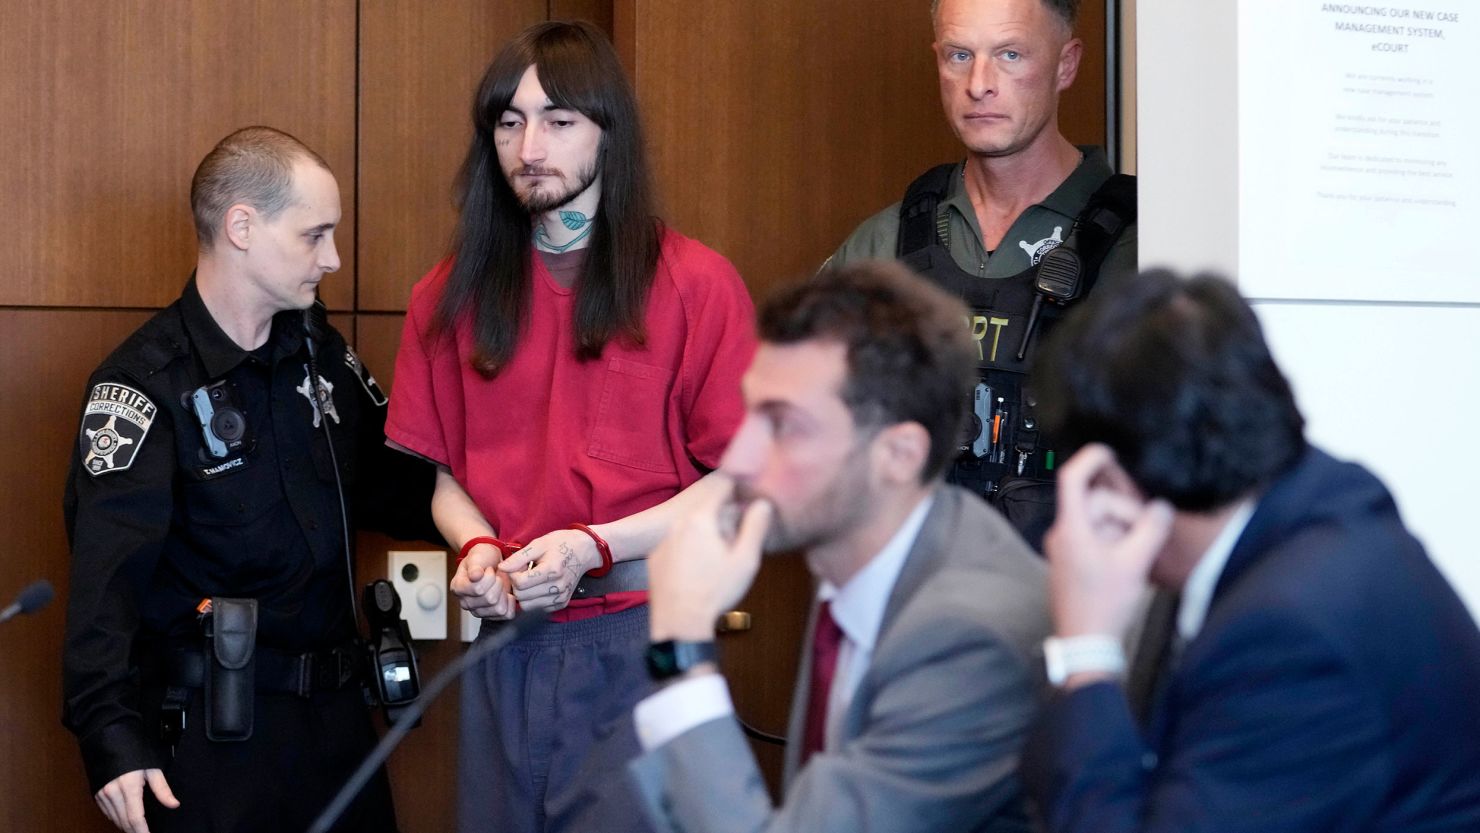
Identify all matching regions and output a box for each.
[0,579,54,624]
[307,611,546,833]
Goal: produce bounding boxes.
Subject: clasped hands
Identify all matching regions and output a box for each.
[452,475,772,626]
[451,530,601,618]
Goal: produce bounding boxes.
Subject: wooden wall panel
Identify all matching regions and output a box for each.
[721,557,812,798]
[551,0,615,33]
[0,0,358,310]
[357,0,547,312]
[0,310,154,833]
[623,0,963,297]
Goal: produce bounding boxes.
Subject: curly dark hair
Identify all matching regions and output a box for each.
[759,260,977,482]
[1032,270,1306,510]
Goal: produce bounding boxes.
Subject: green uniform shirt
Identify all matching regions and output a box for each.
[827,146,1137,281]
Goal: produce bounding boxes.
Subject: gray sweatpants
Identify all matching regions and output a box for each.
[457,605,657,833]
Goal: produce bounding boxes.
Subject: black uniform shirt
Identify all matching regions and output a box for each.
[62,278,433,792]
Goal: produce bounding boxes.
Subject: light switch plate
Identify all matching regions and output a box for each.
[388,551,447,640]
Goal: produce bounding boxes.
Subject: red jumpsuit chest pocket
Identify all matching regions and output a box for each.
[586,357,677,474]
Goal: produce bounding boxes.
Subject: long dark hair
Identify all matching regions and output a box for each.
[435,20,660,376]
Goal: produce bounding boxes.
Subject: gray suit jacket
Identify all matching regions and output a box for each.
[629,485,1050,833]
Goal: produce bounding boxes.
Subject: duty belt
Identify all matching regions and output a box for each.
[573,559,648,598]
[153,643,360,698]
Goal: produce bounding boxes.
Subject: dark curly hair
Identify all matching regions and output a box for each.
[1032,270,1306,510]
[759,260,977,483]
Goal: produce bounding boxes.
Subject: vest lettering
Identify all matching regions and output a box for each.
[967,315,1011,363]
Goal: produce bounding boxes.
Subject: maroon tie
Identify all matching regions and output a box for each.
[802,600,844,764]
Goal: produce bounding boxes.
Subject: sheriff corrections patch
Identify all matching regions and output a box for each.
[80,382,157,476]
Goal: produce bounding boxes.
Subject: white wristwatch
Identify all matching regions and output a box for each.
[1043,635,1126,686]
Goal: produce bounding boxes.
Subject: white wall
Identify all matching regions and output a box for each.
[1136,0,1480,617]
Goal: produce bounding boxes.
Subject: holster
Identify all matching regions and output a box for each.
[201,597,257,742]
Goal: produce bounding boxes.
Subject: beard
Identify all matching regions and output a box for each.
[512,159,600,214]
[733,449,876,557]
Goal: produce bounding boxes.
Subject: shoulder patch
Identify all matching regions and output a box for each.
[343,346,389,407]
[80,383,157,476]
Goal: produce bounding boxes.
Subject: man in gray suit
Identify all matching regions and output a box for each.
[628,260,1051,833]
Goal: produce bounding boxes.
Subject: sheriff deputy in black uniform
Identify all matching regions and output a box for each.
[62,126,436,833]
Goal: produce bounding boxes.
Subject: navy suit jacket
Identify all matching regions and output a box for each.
[1023,446,1480,833]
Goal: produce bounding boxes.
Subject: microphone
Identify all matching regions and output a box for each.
[0,580,54,624]
[303,299,327,360]
[307,610,548,833]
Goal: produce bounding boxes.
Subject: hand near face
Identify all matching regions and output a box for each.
[648,473,774,642]
[498,529,602,613]
[1043,443,1174,639]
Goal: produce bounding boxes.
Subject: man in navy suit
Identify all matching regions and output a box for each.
[1020,269,1480,832]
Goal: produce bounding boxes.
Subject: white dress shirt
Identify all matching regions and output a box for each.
[634,495,935,753]
[1176,499,1256,643]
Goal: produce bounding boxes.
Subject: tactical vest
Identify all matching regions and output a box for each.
[897,164,1136,550]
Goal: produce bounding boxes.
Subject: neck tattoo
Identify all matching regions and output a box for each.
[534,210,593,253]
